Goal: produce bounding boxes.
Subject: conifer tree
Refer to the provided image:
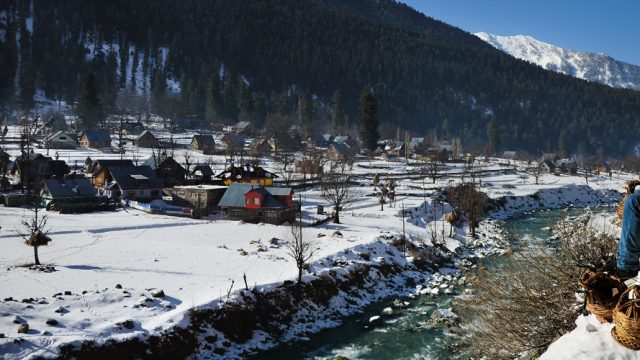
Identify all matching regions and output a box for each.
[299,90,313,135]
[237,80,252,123]
[0,22,19,105]
[558,130,568,157]
[331,89,345,133]
[487,117,500,156]
[205,74,221,126]
[77,72,103,130]
[18,60,36,111]
[358,87,379,154]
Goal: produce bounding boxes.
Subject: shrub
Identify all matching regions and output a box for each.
[459,212,616,359]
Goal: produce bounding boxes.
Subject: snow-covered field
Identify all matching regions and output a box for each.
[0,135,636,358]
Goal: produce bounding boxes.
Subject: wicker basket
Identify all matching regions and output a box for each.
[617,180,640,225]
[611,286,640,350]
[580,269,626,323]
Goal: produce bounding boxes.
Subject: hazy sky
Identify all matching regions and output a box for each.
[401,0,640,65]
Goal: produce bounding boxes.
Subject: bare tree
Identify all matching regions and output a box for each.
[19,116,40,196]
[320,167,355,224]
[285,221,315,284]
[19,187,51,266]
[526,162,543,185]
[424,158,440,184]
[583,164,593,185]
[117,113,127,159]
[386,179,397,207]
[183,151,192,175]
[446,183,485,238]
[274,150,296,186]
[378,183,387,211]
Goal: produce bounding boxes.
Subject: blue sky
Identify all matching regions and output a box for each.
[401,1,640,65]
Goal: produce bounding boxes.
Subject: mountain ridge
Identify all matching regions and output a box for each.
[475,32,640,90]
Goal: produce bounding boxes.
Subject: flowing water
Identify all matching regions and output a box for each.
[254,208,605,360]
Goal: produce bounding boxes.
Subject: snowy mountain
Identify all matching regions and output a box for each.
[475,32,640,91]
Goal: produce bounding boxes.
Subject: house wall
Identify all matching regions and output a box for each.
[120,188,162,201]
[222,178,273,186]
[172,188,225,213]
[244,192,264,209]
[93,169,110,187]
[223,206,296,225]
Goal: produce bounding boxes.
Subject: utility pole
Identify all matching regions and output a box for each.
[422,177,426,211]
[401,201,406,257]
[299,194,303,237]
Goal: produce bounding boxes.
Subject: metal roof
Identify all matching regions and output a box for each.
[218,183,293,208]
[108,165,163,190]
[42,178,96,198]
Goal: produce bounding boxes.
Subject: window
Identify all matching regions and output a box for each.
[230,209,243,217]
[254,197,260,205]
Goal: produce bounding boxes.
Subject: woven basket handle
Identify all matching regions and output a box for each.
[627,180,640,195]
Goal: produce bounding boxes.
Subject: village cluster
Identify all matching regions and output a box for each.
[0,113,605,228]
[0,114,449,224]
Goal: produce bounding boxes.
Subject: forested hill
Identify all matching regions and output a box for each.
[2,0,640,155]
[313,0,491,49]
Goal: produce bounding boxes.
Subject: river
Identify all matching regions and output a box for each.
[253,208,606,360]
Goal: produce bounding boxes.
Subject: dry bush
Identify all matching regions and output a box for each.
[459,212,616,359]
[550,213,618,272]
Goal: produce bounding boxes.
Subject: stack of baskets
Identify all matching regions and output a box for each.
[617,180,640,225]
[612,286,640,350]
[580,269,627,323]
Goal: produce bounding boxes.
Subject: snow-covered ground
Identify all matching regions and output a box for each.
[0,134,635,358]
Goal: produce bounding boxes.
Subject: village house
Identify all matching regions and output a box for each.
[135,130,159,148]
[43,131,77,149]
[35,113,68,137]
[555,159,578,175]
[171,185,228,215]
[328,143,354,162]
[408,137,425,152]
[191,164,216,184]
[250,138,272,155]
[88,159,135,187]
[101,165,163,201]
[143,154,186,187]
[502,151,518,160]
[79,130,112,148]
[119,120,145,135]
[541,160,556,174]
[218,183,297,225]
[191,134,216,154]
[0,148,10,175]
[219,134,246,151]
[9,153,70,189]
[333,135,360,153]
[40,177,100,211]
[307,133,330,148]
[384,141,406,158]
[215,164,278,186]
[267,132,302,153]
[234,121,254,135]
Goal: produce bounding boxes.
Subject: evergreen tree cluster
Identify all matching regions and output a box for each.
[1,0,640,155]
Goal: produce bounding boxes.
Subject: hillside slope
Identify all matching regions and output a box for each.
[2,0,640,155]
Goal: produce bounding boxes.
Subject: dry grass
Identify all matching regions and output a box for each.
[459,212,617,359]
